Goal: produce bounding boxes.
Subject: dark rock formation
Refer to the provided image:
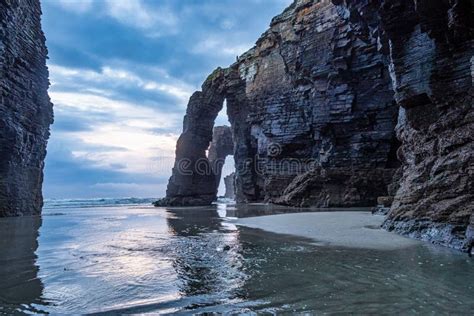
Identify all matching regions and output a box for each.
[161,0,399,208]
[224,172,235,199]
[276,167,395,208]
[154,115,235,206]
[329,0,473,251]
[160,0,473,251]
[379,0,473,252]
[155,69,229,207]
[208,126,234,194]
[0,0,53,217]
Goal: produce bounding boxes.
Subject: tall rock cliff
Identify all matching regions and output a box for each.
[160,0,472,251]
[382,0,473,252]
[329,0,473,251]
[0,0,53,217]
[161,0,399,208]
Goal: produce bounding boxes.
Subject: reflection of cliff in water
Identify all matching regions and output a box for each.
[0,217,46,314]
[166,207,222,236]
[164,207,247,302]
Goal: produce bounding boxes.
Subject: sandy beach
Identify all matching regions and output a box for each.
[233,211,420,250]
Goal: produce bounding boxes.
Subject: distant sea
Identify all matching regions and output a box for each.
[43,197,157,209]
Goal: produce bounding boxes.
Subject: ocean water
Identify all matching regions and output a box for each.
[0,199,473,314]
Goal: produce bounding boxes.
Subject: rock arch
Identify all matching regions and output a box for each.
[155,66,255,206]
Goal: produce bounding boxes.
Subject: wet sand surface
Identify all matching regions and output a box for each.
[233,211,420,250]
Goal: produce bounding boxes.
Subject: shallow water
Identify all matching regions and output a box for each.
[0,201,473,314]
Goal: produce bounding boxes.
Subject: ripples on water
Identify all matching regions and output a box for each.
[0,199,473,314]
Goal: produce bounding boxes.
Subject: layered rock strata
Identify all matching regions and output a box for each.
[381,0,473,252]
[162,0,399,208]
[330,0,473,251]
[0,0,53,217]
[160,0,473,251]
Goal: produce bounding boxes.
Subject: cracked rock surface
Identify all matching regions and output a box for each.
[0,0,53,217]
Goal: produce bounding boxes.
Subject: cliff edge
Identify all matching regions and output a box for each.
[0,0,53,216]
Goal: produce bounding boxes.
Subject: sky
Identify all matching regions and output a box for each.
[41,0,292,199]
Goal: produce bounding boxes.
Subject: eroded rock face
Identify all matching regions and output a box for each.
[0,0,53,217]
[208,126,234,193]
[161,0,473,251]
[380,0,473,251]
[224,173,236,199]
[161,0,399,207]
[331,0,473,251]
[155,69,228,206]
[235,0,400,206]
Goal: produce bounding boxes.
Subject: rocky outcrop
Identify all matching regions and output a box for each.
[155,111,235,206]
[208,126,234,194]
[161,0,399,208]
[160,0,472,251]
[0,0,53,217]
[329,0,473,251]
[380,0,473,251]
[224,172,236,199]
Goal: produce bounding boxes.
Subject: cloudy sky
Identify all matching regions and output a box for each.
[41,0,291,199]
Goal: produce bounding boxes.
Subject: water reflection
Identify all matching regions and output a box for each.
[166,207,222,236]
[165,207,246,306]
[0,205,472,314]
[0,216,46,314]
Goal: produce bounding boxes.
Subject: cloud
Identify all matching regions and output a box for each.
[49,64,194,106]
[51,91,178,127]
[49,0,178,31]
[41,0,294,198]
[192,38,253,57]
[104,0,178,30]
[56,0,94,13]
[90,182,167,198]
[50,91,179,174]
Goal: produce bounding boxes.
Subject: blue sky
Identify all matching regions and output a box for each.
[41,0,292,199]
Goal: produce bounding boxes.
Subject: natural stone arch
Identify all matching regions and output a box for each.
[156,66,254,206]
[155,68,227,206]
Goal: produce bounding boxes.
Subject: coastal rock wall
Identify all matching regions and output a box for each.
[0,0,53,217]
[379,0,473,251]
[235,0,400,207]
[156,69,228,206]
[331,0,473,251]
[161,0,399,207]
[160,0,472,251]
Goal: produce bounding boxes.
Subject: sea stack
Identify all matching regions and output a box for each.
[0,0,53,216]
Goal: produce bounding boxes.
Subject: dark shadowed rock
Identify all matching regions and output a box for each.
[0,0,53,217]
[159,0,472,251]
[224,172,236,199]
[160,0,399,208]
[379,0,473,252]
[208,126,234,193]
[332,0,473,251]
